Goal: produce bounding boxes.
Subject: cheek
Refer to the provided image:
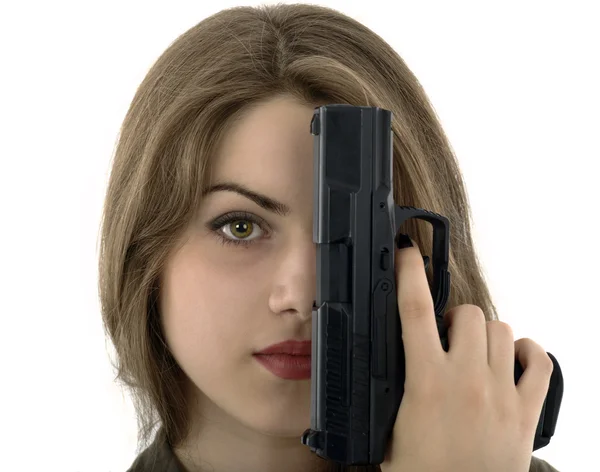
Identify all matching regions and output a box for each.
[160,246,266,366]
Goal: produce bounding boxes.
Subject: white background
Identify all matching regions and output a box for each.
[1,1,597,470]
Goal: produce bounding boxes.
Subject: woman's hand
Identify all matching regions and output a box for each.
[381,236,554,472]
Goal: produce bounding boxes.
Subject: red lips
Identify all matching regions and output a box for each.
[255,340,311,356]
[254,340,312,380]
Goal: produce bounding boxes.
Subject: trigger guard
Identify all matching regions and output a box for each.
[393,205,451,321]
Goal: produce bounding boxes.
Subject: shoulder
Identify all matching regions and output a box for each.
[124,434,559,472]
[530,455,560,472]
[126,429,183,472]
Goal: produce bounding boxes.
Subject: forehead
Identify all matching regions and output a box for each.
[210,96,316,202]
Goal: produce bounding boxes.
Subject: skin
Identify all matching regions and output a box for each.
[158,94,553,472]
[159,95,326,472]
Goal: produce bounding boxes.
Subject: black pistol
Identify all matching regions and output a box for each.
[301,104,564,466]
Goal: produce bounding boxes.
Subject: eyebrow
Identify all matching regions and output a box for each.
[202,181,291,216]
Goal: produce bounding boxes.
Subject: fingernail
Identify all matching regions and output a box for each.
[396,233,413,249]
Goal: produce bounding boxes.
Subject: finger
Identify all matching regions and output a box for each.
[395,234,443,368]
[514,338,554,414]
[443,306,488,368]
[486,320,515,381]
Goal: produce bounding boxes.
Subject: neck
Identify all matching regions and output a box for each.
[173,390,332,472]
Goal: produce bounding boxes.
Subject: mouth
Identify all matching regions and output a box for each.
[253,353,311,380]
[255,339,312,356]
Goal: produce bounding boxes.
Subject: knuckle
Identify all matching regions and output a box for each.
[516,338,554,375]
[515,337,536,352]
[463,304,485,318]
[486,320,514,338]
[539,352,555,375]
[517,336,537,347]
[399,301,431,319]
[445,304,485,324]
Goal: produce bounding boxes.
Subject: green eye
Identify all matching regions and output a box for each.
[208,211,268,247]
[228,220,255,239]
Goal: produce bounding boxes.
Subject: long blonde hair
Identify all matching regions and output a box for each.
[98,3,498,471]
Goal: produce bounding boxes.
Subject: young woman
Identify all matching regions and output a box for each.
[98,4,559,472]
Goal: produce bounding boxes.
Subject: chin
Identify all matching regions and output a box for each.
[244,403,311,438]
[255,419,311,438]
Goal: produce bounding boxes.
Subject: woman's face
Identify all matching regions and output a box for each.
[160,95,319,439]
